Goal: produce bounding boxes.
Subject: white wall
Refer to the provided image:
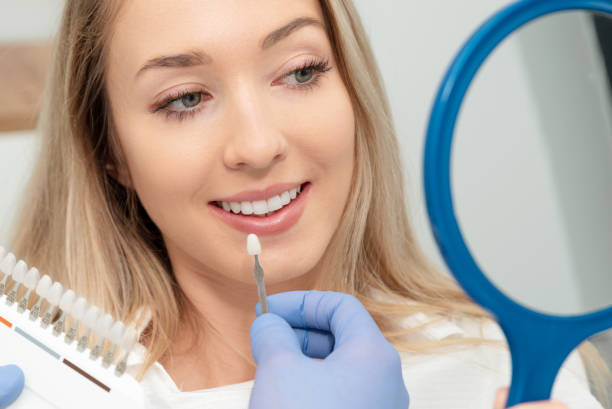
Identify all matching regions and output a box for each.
[1,1,612,316]
[0,0,64,43]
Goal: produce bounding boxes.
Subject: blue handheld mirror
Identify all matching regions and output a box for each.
[424,0,612,406]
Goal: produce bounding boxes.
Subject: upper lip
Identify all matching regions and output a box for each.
[212,182,305,203]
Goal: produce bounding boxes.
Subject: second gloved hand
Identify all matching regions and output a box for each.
[249,290,409,409]
[0,364,24,409]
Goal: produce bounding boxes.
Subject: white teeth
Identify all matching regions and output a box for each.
[297,185,302,193]
[219,185,304,216]
[267,195,282,212]
[241,201,253,215]
[252,200,268,215]
[280,191,291,205]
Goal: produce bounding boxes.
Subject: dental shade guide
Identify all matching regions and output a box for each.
[0,246,148,408]
[247,233,269,314]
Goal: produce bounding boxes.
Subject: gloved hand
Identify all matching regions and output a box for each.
[249,290,409,409]
[0,364,24,408]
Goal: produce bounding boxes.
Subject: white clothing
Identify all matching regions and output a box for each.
[128,314,604,409]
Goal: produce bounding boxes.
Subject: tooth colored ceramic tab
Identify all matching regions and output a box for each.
[84,305,101,328]
[0,252,16,276]
[36,275,52,296]
[24,268,40,290]
[46,282,64,305]
[246,233,261,255]
[12,260,28,283]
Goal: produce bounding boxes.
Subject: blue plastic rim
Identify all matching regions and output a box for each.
[423,0,612,406]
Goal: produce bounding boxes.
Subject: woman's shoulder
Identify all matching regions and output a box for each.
[395,312,602,409]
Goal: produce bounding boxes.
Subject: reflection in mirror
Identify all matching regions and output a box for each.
[452,10,612,317]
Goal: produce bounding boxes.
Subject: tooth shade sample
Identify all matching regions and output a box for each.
[71,297,88,320]
[121,327,138,351]
[36,275,53,296]
[109,321,126,344]
[83,306,101,328]
[0,253,16,276]
[12,260,28,283]
[289,188,297,199]
[24,268,40,290]
[46,282,64,305]
[97,314,114,337]
[222,202,231,212]
[59,289,76,311]
[247,234,262,255]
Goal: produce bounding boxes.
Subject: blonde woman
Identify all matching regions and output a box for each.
[0,1,605,408]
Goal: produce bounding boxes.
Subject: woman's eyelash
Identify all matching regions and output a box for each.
[153,57,333,121]
[283,57,332,91]
[152,90,207,121]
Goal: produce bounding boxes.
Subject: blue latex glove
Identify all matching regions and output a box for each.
[0,365,24,408]
[249,290,409,409]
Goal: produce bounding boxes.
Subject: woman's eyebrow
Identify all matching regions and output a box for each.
[135,16,324,79]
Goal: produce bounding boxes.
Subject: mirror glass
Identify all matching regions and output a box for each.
[452,10,612,316]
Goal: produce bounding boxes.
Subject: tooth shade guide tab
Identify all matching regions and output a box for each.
[246,234,262,255]
[246,233,268,314]
[0,252,17,276]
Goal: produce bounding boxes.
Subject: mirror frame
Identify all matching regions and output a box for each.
[424,0,612,406]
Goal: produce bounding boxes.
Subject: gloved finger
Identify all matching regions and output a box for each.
[0,364,25,408]
[250,312,302,365]
[293,328,335,359]
[258,291,382,349]
[252,301,335,357]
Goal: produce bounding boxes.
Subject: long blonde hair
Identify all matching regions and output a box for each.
[8,0,609,401]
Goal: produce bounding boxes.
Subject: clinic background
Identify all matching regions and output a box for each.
[1,1,611,318]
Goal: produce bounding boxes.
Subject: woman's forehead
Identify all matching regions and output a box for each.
[109,0,326,68]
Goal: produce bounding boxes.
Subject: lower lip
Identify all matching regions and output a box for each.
[208,183,311,235]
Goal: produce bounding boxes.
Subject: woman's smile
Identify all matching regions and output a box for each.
[208,182,311,235]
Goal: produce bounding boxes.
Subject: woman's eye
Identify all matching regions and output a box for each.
[152,90,207,121]
[294,68,314,84]
[283,58,331,89]
[168,92,202,110]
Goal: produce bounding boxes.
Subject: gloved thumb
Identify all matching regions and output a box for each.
[0,364,25,408]
[250,313,302,365]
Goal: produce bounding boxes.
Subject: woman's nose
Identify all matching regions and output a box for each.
[223,89,288,171]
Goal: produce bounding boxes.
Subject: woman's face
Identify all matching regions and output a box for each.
[106,0,355,287]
